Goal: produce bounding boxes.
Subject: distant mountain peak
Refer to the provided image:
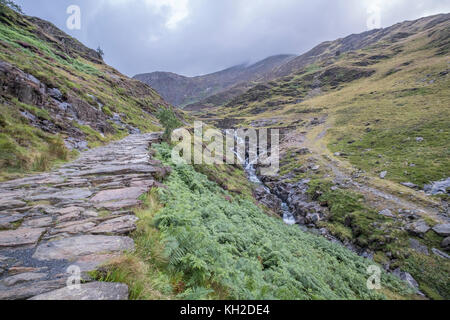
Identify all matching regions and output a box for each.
[133,54,296,107]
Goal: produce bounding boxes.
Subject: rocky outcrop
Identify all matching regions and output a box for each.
[0,133,170,300]
[0,59,114,139]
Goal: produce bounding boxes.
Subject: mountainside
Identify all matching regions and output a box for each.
[193,13,450,299]
[134,54,295,108]
[269,13,450,79]
[154,14,450,113]
[0,7,173,181]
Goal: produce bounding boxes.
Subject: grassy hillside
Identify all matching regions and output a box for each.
[0,7,172,180]
[178,14,449,113]
[203,13,450,191]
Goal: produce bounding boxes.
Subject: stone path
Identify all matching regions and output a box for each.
[0,133,170,300]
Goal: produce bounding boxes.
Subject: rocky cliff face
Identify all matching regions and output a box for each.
[134,54,295,108]
[0,7,171,180]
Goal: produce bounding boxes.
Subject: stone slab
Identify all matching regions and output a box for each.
[32,235,135,261]
[29,282,129,300]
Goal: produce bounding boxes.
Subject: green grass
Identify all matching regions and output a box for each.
[329,116,449,188]
[402,252,450,300]
[194,163,255,198]
[0,101,75,179]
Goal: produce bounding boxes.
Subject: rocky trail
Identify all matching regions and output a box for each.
[0,133,170,300]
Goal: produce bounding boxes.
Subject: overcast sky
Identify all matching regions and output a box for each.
[15,0,450,77]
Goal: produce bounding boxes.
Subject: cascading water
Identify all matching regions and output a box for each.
[233,132,296,225]
[231,130,375,259]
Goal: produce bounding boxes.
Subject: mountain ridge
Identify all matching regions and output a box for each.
[134,54,296,107]
[137,13,450,112]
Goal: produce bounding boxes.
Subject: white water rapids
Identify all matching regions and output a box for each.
[232,133,296,225]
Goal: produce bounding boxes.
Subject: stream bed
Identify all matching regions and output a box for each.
[234,138,374,259]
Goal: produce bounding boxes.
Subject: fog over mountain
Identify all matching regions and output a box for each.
[15,0,450,76]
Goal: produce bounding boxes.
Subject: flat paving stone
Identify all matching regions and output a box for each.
[78,164,161,177]
[2,272,47,287]
[29,281,129,300]
[26,188,93,202]
[94,199,141,211]
[0,228,46,248]
[52,221,97,235]
[32,235,135,261]
[90,187,147,203]
[0,199,27,211]
[74,253,119,273]
[21,217,53,228]
[0,279,66,300]
[89,215,138,235]
[0,213,24,225]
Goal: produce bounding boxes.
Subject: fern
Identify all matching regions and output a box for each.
[150,143,412,300]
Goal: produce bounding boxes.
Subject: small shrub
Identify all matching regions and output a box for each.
[96,46,104,58]
[156,107,182,142]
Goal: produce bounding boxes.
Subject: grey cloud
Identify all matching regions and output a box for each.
[15,0,450,76]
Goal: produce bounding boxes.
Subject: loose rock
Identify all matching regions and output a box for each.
[407,220,430,237]
[432,224,450,237]
[0,228,46,248]
[409,238,429,255]
[2,272,47,287]
[431,248,450,260]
